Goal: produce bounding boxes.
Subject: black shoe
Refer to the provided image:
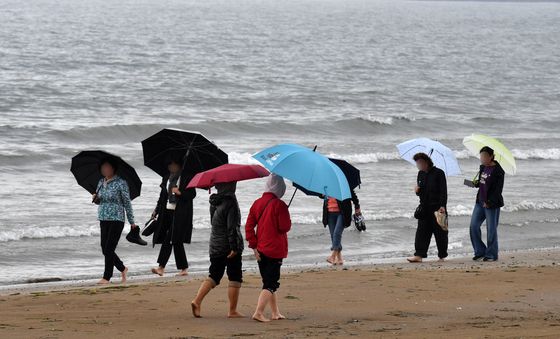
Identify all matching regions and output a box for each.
[483,257,496,262]
[472,255,484,261]
[126,227,148,246]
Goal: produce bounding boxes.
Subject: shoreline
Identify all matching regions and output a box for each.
[1,246,558,296]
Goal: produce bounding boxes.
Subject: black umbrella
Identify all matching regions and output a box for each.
[293,158,361,198]
[71,150,142,200]
[141,129,228,177]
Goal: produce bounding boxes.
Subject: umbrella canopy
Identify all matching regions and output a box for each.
[293,158,361,197]
[187,164,269,189]
[142,129,228,177]
[252,144,351,201]
[463,134,516,175]
[71,150,142,200]
[397,137,461,176]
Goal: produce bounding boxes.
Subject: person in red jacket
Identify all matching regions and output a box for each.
[245,174,292,322]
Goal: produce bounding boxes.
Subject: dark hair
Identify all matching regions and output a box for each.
[98,157,119,173]
[479,146,495,160]
[165,154,183,167]
[413,152,434,168]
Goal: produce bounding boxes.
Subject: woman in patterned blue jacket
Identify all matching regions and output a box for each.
[92,157,138,285]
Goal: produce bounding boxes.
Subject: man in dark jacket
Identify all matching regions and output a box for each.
[151,159,196,277]
[191,181,244,319]
[408,153,448,263]
[470,146,505,262]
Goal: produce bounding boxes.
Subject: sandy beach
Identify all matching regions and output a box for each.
[1,249,559,338]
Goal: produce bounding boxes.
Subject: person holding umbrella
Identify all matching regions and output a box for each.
[150,156,196,277]
[246,174,292,322]
[188,164,269,318]
[468,146,505,262]
[92,157,138,285]
[321,190,361,266]
[407,153,448,263]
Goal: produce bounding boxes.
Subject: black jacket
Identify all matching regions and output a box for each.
[322,190,360,228]
[208,192,244,258]
[417,166,447,212]
[153,174,196,246]
[475,162,505,208]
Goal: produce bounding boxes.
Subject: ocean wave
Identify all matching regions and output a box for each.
[512,148,560,160]
[0,225,100,242]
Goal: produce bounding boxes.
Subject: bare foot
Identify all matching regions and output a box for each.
[97,278,110,285]
[121,267,128,284]
[191,302,201,318]
[326,257,335,265]
[438,258,446,263]
[176,269,188,277]
[252,312,270,323]
[151,267,164,276]
[228,311,245,318]
[271,313,286,320]
[335,258,344,266]
[407,256,423,263]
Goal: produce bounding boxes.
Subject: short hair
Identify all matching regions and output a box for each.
[413,152,434,168]
[479,146,495,160]
[98,156,119,173]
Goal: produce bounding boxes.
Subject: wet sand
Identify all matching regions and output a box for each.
[1,249,560,338]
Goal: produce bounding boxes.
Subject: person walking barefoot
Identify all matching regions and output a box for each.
[191,182,244,318]
[245,174,292,322]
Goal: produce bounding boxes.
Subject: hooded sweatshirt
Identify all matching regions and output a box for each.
[208,182,244,258]
[245,174,292,259]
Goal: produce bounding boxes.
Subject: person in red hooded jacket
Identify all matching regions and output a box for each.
[245,174,291,322]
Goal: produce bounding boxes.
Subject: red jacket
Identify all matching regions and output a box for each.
[245,193,291,259]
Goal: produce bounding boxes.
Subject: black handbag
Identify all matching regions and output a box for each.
[414,204,425,220]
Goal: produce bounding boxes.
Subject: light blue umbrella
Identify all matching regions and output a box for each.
[252,144,351,201]
[397,138,461,176]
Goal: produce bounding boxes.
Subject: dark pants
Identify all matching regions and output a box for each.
[157,210,188,269]
[414,212,448,259]
[208,253,243,285]
[100,220,125,280]
[257,252,283,293]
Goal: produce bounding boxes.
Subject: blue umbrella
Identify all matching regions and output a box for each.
[252,144,351,201]
[397,138,461,176]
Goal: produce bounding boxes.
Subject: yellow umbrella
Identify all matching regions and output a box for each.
[463,134,516,175]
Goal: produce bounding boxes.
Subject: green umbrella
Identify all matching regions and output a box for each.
[463,134,516,175]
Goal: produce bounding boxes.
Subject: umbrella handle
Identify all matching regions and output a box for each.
[287,188,298,208]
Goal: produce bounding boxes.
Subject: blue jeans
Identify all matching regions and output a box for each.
[327,213,344,251]
[469,202,501,260]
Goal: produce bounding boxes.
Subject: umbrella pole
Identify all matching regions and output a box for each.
[288,145,317,208]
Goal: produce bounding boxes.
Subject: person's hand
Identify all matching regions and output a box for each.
[438,207,446,214]
[253,249,261,262]
[172,187,181,196]
[483,203,489,208]
[151,211,157,219]
[227,250,237,259]
[414,186,420,194]
[355,208,361,215]
[131,224,138,229]
[92,193,97,200]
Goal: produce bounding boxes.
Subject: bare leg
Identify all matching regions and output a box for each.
[252,289,272,322]
[270,293,285,320]
[191,278,216,318]
[120,267,128,284]
[151,266,165,276]
[227,282,244,318]
[327,250,336,265]
[336,251,344,265]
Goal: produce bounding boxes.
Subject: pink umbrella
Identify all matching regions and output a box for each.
[187,164,269,189]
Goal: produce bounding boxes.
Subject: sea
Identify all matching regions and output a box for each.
[1,0,559,287]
